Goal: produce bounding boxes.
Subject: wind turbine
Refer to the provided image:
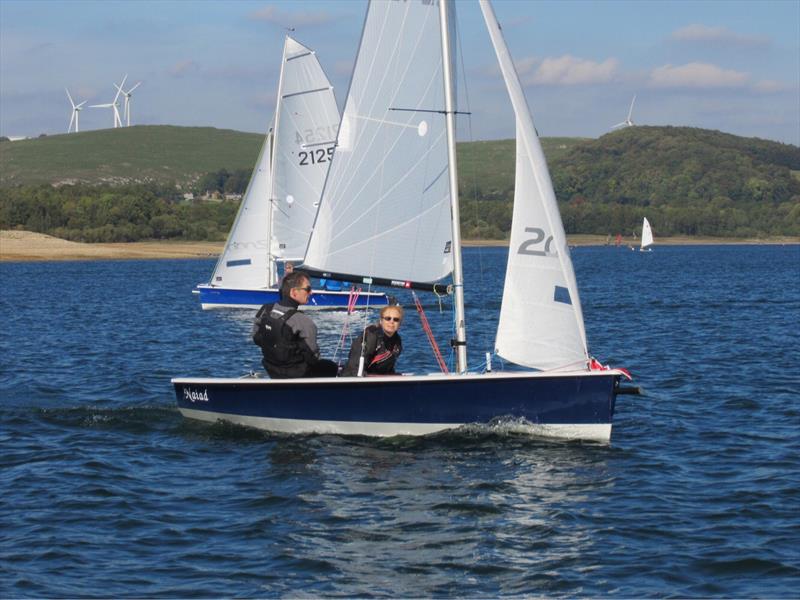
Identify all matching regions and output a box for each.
[90,75,127,128]
[65,88,87,133]
[612,94,636,129]
[114,78,142,127]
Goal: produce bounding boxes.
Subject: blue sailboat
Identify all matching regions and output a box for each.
[195,36,387,310]
[174,1,634,442]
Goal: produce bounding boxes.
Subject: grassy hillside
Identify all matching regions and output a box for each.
[0,126,263,188]
[0,125,585,190]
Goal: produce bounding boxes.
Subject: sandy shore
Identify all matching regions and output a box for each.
[0,230,222,262]
[1,230,796,262]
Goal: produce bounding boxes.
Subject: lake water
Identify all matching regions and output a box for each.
[2,245,799,597]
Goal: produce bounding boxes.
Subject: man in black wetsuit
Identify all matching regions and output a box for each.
[252,271,338,379]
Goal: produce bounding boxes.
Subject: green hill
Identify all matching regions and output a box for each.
[550,126,800,237]
[1,124,798,240]
[0,126,263,188]
[0,125,583,190]
[553,126,800,205]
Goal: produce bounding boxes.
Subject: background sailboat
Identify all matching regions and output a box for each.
[640,217,654,251]
[194,36,387,310]
[174,0,634,442]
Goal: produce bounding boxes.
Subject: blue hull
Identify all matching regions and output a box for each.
[195,285,389,310]
[172,371,621,442]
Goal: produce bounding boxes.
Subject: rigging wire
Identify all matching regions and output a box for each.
[332,286,363,364]
[413,291,449,374]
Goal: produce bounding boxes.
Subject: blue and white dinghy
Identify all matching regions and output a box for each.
[174,0,635,442]
[194,35,387,310]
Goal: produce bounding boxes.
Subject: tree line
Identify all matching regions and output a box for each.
[0,183,237,242]
[3,179,796,244]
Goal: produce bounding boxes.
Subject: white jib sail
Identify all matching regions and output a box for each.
[641,217,654,249]
[209,130,275,289]
[271,37,341,263]
[480,0,589,371]
[303,0,454,284]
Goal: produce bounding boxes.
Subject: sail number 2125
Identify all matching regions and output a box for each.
[299,147,334,166]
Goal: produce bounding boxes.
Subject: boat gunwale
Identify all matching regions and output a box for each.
[172,369,624,386]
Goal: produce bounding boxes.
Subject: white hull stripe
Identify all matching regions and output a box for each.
[178,407,612,442]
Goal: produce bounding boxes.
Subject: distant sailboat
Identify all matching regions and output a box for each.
[640,217,654,252]
[194,36,388,310]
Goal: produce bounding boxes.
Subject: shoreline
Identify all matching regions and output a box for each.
[1,230,797,262]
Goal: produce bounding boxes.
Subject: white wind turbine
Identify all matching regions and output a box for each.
[65,88,87,133]
[612,94,636,129]
[115,79,142,127]
[90,75,127,128]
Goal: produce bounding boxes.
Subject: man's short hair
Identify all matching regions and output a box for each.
[280,271,310,299]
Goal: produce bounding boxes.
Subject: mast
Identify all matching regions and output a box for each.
[439,0,467,374]
[267,36,290,287]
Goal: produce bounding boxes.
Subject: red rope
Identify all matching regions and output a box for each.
[335,287,362,365]
[346,286,361,314]
[413,292,449,374]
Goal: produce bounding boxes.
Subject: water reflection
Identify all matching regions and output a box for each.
[256,433,615,595]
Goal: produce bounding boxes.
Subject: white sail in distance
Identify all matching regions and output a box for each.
[209,36,339,290]
[271,37,341,262]
[641,217,654,249]
[303,0,454,284]
[480,0,589,371]
[209,130,276,289]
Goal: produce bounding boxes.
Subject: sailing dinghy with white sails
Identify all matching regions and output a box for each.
[174,0,635,442]
[640,217,654,252]
[195,36,387,310]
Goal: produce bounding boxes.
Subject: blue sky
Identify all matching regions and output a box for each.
[1,0,798,144]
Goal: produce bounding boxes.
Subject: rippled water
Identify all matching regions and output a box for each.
[2,245,799,597]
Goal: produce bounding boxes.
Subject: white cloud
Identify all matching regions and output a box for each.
[520,55,619,86]
[649,62,749,89]
[752,79,791,93]
[248,5,333,27]
[168,60,199,78]
[670,24,769,47]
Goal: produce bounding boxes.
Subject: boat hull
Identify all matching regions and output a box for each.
[195,285,389,310]
[172,370,621,442]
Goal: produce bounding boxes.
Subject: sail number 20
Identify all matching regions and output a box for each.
[518,227,555,256]
[298,147,334,166]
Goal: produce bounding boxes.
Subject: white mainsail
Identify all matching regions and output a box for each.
[271,37,341,262]
[480,0,589,371]
[209,130,275,289]
[209,36,339,290]
[641,217,654,250]
[303,0,454,284]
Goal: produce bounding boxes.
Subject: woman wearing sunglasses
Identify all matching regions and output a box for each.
[341,305,404,377]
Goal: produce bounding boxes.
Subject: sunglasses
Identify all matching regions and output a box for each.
[294,286,312,293]
[382,316,401,323]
